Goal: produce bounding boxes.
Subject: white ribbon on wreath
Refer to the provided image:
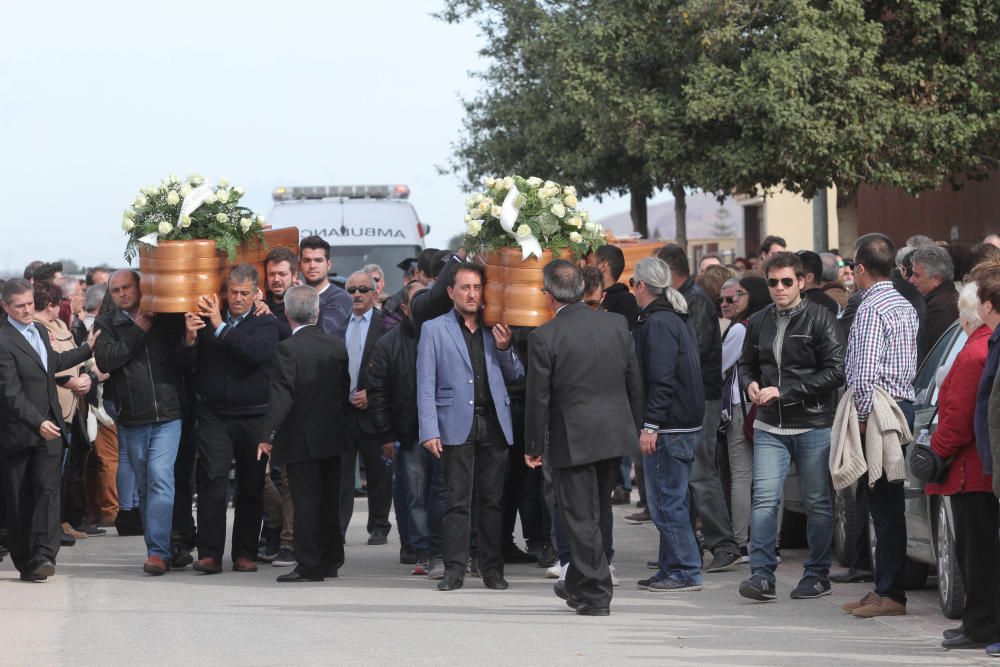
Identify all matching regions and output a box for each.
[137,182,214,247]
[499,184,543,260]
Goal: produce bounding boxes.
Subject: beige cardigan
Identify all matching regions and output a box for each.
[830,386,912,490]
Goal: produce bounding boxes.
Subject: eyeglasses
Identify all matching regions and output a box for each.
[371,276,381,283]
[346,286,373,294]
[767,277,795,288]
[722,291,747,304]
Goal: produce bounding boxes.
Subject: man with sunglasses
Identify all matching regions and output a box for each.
[339,271,391,545]
[738,251,845,602]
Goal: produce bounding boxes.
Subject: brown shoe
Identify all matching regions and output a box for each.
[841,591,878,614]
[62,522,87,540]
[233,557,258,573]
[143,556,170,575]
[852,595,906,618]
[192,557,222,574]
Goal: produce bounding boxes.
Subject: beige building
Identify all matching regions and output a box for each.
[735,186,839,256]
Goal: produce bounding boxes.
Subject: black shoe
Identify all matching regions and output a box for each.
[399,543,417,565]
[611,487,631,505]
[437,573,464,591]
[115,509,144,536]
[536,544,558,568]
[635,500,647,509]
[324,566,340,578]
[60,532,76,547]
[739,574,776,601]
[502,544,537,564]
[941,634,987,650]
[637,575,665,590]
[789,575,831,599]
[276,569,323,583]
[367,530,389,546]
[484,574,509,590]
[20,571,47,582]
[943,626,965,640]
[576,604,610,616]
[31,559,56,578]
[171,547,194,569]
[829,568,874,584]
[257,542,279,562]
[73,521,108,537]
[705,551,740,573]
[554,580,569,600]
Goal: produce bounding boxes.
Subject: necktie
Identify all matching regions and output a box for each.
[347,316,362,392]
[27,326,48,371]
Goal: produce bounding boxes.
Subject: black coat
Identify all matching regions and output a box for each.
[525,302,643,468]
[93,310,184,426]
[178,310,279,416]
[602,283,639,330]
[678,277,723,401]
[738,299,845,430]
[0,320,91,457]
[350,308,384,435]
[924,280,959,354]
[263,325,350,465]
[367,316,417,444]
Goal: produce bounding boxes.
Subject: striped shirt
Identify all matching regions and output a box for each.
[845,280,918,420]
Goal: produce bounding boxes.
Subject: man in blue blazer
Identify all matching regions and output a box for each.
[417,262,524,591]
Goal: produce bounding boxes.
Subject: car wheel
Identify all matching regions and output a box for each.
[833,485,858,567]
[867,514,929,591]
[935,500,965,619]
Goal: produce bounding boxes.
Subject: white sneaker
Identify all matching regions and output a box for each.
[546,562,561,579]
[559,562,569,582]
[609,563,620,587]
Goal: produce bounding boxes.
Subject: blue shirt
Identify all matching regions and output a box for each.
[214,310,250,338]
[974,326,1000,473]
[10,319,47,370]
[345,308,373,391]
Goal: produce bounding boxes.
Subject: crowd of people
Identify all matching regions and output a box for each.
[2,230,1000,651]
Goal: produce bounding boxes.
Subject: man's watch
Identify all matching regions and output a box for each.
[643,427,658,435]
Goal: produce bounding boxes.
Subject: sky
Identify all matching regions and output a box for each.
[0,0,672,276]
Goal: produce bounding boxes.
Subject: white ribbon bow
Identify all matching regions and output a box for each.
[137,182,215,248]
[499,184,543,260]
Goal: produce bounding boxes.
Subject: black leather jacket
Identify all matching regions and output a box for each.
[94,309,184,426]
[738,299,845,429]
[367,317,418,444]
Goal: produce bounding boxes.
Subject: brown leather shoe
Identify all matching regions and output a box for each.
[192,557,223,574]
[841,591,878,614]
[852,595,906,618]
[143,556,170,576]
[62,522,87,540]
[233,557,258,573]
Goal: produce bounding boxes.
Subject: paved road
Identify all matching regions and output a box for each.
[2,499,994,666]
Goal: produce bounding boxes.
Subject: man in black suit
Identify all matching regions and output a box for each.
[0,279,96,581]
[338,271,391,543]
[525,260,643,616]
[180,264,280,575]
[258,285,351,582]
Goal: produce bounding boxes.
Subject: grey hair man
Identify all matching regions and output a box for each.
[908,245,958,349]
[362,263,386,300]
[525,259,642,614]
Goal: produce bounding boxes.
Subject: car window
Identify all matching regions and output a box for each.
[913,322,960,407]
[929,328,968,409]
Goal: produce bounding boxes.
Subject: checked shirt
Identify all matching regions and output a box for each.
[845,280,918,420]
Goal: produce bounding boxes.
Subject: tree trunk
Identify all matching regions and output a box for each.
[630,188,649,238]
[836,186,859,254]
[672,184,687,250]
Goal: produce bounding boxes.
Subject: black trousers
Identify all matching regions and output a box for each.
[441,413,508,578]
[61,417,89,526]
[339,415,392,536]
[848,480,873,570]
[195,408,268,562]
[501,398,546,548]
[172,410,198,549]
[951,492,1000,643]
[287,455,344,578]
[0,445,62,573]
[553,457,620,609]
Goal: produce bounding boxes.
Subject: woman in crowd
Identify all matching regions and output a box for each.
[718,276,770,562]
[924,281,998,650]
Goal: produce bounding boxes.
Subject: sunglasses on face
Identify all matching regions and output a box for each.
[346,286,373,294]
[722,291,747,304]
[767,277,796,288]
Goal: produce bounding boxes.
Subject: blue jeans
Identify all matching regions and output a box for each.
[120,420,182,559]
[750,428,833,584]
[104,399,139,511]
[619,456,633,492]
[644,432,703,585]
[399,439,445,558]
[392,445,410,547]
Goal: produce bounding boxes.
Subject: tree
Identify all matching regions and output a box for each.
[682,0,1000,249]
[438,1,674,240]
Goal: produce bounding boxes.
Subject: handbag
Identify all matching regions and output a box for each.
[908,407,951,484]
